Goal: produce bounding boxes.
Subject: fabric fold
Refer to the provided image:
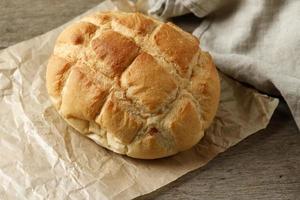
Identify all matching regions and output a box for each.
[138,0,300,129]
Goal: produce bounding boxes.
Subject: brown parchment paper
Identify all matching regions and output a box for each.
[0,0,279,199]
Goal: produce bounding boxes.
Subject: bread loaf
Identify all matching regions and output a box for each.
[46,11,220,159]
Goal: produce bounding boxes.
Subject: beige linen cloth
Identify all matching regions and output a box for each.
[0,0,280,199]
[139,0,300,129]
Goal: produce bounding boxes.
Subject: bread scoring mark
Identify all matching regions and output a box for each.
[126,123,177,159]
[95,94,144,144]
[189,51,220,128]
[151,23,199,78]
[91,30,140,78]
[60,67,109,121]
[120,52,178,114]
[163,96,204,151]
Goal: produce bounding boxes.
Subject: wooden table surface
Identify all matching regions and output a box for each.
[1,1,299,199]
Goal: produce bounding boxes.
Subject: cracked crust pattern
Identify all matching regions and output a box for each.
[46,11,220,159]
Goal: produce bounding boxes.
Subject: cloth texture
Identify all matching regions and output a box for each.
[138,0,300,129]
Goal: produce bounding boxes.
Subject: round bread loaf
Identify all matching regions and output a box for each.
[46,11,220,159]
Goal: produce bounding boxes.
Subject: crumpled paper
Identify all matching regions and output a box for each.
[0,0,279,199]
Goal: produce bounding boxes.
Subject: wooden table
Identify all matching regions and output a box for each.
[1,0,299,199]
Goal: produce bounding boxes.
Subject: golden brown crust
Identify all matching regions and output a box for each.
[114,12,157,36]
[189,52,221,128]
[121,52,178,113]
[46,55,73,108]
[96,96,143,144]
[152,23,199,77]
[46,11,220,159]
[56,22,97,45]
[60,67,108,120]
[81,12,114,26]
[127,128,175,159]
[91,30,139,78]
[164,98,204,151]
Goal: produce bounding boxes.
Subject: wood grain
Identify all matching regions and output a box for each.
[0,0,101,49]
[138,102,300,200]
[1,1,299,199]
